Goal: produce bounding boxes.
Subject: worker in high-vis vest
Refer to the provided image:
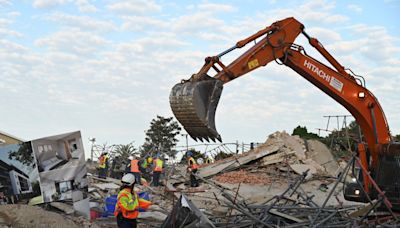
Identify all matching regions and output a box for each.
[187,151,200,187]
[98,152,109,179]
[127,155,141,185]
[152,156,163,187]
[115,173,151,228]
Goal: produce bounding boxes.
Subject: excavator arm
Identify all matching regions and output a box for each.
[170,17,400,207]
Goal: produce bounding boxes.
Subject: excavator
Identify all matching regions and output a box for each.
[169,17,400,209]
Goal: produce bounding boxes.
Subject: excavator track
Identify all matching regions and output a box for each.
[170,78,223,142]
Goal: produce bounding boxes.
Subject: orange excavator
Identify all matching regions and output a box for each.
[169,17,400,209]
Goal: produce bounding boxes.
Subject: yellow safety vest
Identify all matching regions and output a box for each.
[153,159,163,172]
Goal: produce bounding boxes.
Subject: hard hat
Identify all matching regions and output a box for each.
[186,151,193,157]
[128,156,134,160]
[147,157,153,163]
[121,173,135,186]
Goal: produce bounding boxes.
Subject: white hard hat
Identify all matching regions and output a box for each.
[121,173,135,186]
[128,156,134,160]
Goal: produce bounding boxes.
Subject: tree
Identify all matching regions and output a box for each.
[292,126,321,140]
[322,120,361,158]
[114,142,137,159]
[8,142,36,168]
[141,115,181,158]
[394,134,400,142]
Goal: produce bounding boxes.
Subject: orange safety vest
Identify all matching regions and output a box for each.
[114,188,139,219]
[188,157,199,170]
[153,158,163,172]
[130,159,140,173]
[114,188,152,219]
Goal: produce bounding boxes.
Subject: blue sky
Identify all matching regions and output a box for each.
[1,0,399,158]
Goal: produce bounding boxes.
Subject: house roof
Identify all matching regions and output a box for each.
[0,130,25,142]
[0,159,30,179]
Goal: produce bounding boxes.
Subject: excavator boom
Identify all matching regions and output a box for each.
[169,17,400,209]
[170,17,304,142]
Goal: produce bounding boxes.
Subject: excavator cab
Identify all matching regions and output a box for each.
[169,75,224,142]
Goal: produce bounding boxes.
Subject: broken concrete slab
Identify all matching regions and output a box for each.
[138,211,168,221]
[50,202,75,215]
[289,164,317,180]
[93,183,120,191]
[199,144,280,178]
[306,139,339,175]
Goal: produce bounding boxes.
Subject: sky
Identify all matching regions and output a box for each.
[1,0,399,158]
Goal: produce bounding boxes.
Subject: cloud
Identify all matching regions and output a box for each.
[43,12,116,32]
[197,3,237,13]
[33,0,70,8]
[121,15,168,31]
[306,27,342,42]
[0,28,22,37]
[76,0,97,13]
[107,0,161,14]
[347,4,362,13]
[34,28,110,55]
[172,12,225,33]
[0,0,11,6]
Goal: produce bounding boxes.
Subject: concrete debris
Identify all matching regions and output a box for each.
[50,201,75,214]
[289,163,317,180]
[3,131,396,227]
[93,183,120,191]
[0,204,79,228]
[214,169,271,185]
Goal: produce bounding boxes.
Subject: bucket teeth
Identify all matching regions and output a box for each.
[170,78,223,142]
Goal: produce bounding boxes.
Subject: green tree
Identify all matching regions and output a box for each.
[8,142,36,168]
[214,151,233,161]
[141,115,181,158]
[292,126,321,140]
[114,142,137,159]
[394,134,400,142]
[322,120,361,158]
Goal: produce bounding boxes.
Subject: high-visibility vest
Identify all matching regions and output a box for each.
[188,157,199,170]
[153,158,163,172]
[114,188,139,219]
[141,159,148,169]
[130,159,140,173]
[98,155,107,168]
[114,188,151,219]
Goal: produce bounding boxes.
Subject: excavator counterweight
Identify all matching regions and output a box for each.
[170,77,223,142]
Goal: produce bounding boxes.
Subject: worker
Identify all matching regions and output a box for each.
[127,155,141,185]
[139,156,148,173]
[98,152,109,179]
[152,155,163,187]
[186,151,200,187]
[143,157,152,181]
[114,173,151,228]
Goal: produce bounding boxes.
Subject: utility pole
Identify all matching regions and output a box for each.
[89,137,96,161]
[181,133,189,152]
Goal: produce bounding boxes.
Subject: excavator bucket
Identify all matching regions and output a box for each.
[170,78,224,142]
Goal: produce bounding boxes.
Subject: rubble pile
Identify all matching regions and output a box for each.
[214,169,271,185]
[203,131,339,186]
[0,204,80,228]
[3,131,396,227]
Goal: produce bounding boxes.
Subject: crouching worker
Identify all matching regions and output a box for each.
[115,173,151,228]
